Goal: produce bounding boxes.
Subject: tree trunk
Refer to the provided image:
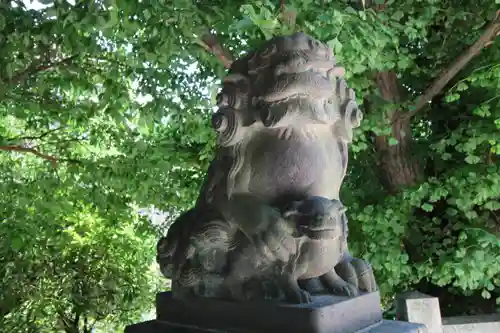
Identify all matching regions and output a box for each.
[374,71,422,193]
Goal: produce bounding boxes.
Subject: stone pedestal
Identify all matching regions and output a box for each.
[396,292,442,333]
[125,291,425,333]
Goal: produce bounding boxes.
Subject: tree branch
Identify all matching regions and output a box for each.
[57,311,76,333]
[73,312,80,331]
[85,318,97,333]
[8,55,78,85]
[197,32,234,69]
[0,145,58,167]
[83,315,88,333]
[406,11,500,119]
[280,0,297,28]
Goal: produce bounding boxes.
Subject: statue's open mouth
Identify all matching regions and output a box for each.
[298,226,339,240]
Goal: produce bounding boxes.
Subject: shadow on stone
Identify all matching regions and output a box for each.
[125,291,425,333]
[158,291,381,333]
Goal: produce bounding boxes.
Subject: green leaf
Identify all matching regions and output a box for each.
[472,105,491,117]
[392,11,404,21]
[445,93,461,103]
[10,236,24,250]
[481,289,491,299]
[465,155,481,164]
[397,57,412,69]
[456,82,469,92]
[445,208,458,216]
[421,203,434,212]
[388,137,399,146]
[353,62,367,73]
[327,38,343,53]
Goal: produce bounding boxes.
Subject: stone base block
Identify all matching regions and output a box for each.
[125,319,425,333]
[127,291,388,333]
[125,291,425,333]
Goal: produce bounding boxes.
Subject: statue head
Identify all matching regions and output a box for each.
[210,32,363,147]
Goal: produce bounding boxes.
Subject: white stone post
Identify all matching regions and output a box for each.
[396,291,443,333]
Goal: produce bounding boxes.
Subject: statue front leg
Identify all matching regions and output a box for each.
[335,253,377,293]
[279,275,312,304]
[335,249,358,288]
[319,269,358,297]
[277,261,312,304]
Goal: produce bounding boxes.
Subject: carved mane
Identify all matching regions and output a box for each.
[196,32,362,209]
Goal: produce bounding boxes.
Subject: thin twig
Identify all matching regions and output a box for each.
[0,145,58,167]
[406,11,500,119]
[280,0,297,28]
[57,311,74,333]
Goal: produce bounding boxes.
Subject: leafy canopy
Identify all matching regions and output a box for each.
[1,0,499,330]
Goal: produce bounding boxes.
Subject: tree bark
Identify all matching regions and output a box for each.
[373,72,422,193]
[370,10,499,194]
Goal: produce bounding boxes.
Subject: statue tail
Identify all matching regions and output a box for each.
[157,210,197,279]
[190,219,240,252]
[157,235,177,279]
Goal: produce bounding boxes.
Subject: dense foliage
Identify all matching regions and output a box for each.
[1,0,499,331]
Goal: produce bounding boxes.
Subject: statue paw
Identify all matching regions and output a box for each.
[336,257,377,293]
[281,277,313,304]
[333,280,359,297]
[287,288,312,304]
[320,270,359,297]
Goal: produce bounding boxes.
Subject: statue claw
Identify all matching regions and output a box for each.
[337,282,358,297]
[335,260,359,289]
[320,270,359,297]
[282,277,313,304]
[300,289,313,303]
[335,257,377,293]
[287,289,312,304]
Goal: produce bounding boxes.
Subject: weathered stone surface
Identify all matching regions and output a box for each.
[125,316,426,333]
[442,314,500,333]
[396,292,442,333]
[151,291,381,333]
[125,321,204,333]
[361,320,426,333]
[156,31,377,305]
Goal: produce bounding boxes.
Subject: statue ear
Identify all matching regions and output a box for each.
[282,210,298,219]
[282,200,303,219]
[330,204,347,215]
[157,237,177,257]
[328,66,345,79]
[332,121,352,142]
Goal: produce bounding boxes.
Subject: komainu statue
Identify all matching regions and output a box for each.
[157,32,377,304]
